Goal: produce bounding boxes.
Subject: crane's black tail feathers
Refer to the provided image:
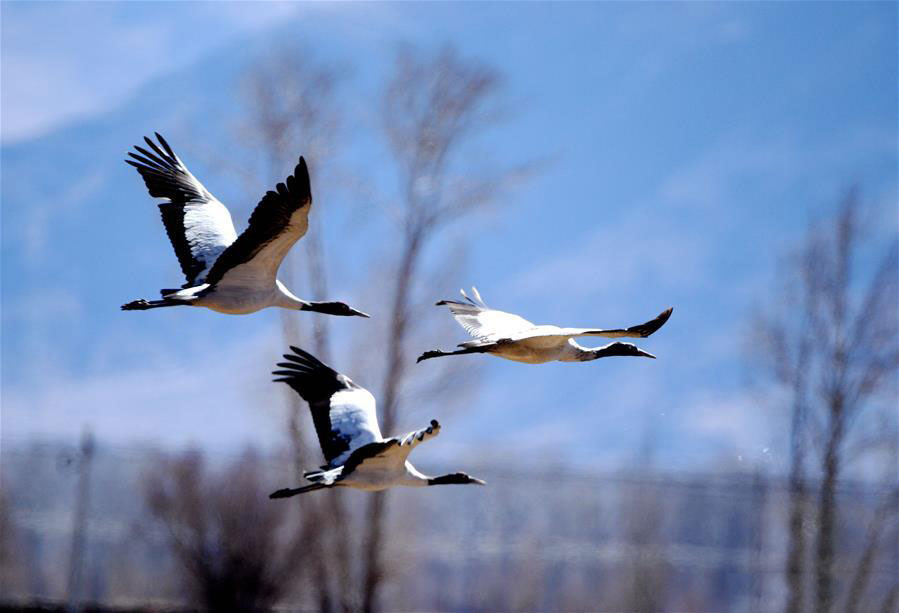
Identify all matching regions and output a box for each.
[269,483,328,499]
[121,298,185,311]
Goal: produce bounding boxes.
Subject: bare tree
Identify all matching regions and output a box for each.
[755,192,898,612]
[226,42,528,613]
[66,429,95,612]
[844,488,899,613]
[359,45,528,612]
[143,449,312,611]
[757,229,816,613]
[240,46,353,613]
[0,487,21,597]
[620,427,670,612]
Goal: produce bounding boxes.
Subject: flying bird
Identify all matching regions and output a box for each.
[121,133,368,317]
[417,287,672,364]
[268,346,485,498]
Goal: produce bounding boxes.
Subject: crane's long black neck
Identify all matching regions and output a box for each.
[302,301,343,314]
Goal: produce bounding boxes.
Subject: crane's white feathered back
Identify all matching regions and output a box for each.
[440,287,537,342]
[327,387,383,466]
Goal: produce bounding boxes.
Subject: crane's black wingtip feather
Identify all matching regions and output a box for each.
[630,306,675,338]
[287,345,319,362]
[295,156,310,191]
[154,132,175,156]
[650,307,674,331]
[126,151,155,166]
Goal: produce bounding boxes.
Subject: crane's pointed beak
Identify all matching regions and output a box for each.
[472,477,487,486]
[637,349,656,359]
[350,307,370,318]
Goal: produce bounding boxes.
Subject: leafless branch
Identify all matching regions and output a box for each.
[752,191,898,613]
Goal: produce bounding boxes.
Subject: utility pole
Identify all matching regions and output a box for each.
[749,467,768,610]
[66,429,94,612]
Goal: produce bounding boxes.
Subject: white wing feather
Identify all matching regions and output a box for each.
[126,133,238,286]
[441,287,536,341]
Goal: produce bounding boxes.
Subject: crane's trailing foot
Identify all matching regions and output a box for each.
[269,483,328,499]
[121,298,186,310]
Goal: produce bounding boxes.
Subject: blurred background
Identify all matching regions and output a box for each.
[1,2,896,611]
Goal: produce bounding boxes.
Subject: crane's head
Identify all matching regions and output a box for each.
[607,342,656,359]
[427,472,486,486]
[576,341,656,361]
[303,301,370,317]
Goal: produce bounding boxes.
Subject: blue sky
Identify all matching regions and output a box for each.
[2,2,896,473]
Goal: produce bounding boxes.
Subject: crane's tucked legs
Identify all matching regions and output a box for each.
[269,483,328,498]
[416,345,494,363]
[121,298,188,310]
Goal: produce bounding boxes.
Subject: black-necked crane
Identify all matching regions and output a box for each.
[269,346,485,498]
[121,133,368,317]
[417,287,672,364]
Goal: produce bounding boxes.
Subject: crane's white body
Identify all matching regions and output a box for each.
[160,280,299,314]
[344,462,432,491]
[479,329,596,364]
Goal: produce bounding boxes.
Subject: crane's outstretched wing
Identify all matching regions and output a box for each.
[338,418,442,477]
[272,346,382,467]
[437,287,536,342]
[204,157,311,288]
[513,307,674,342]
[306,420,442,486]
[126,133,238,287]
